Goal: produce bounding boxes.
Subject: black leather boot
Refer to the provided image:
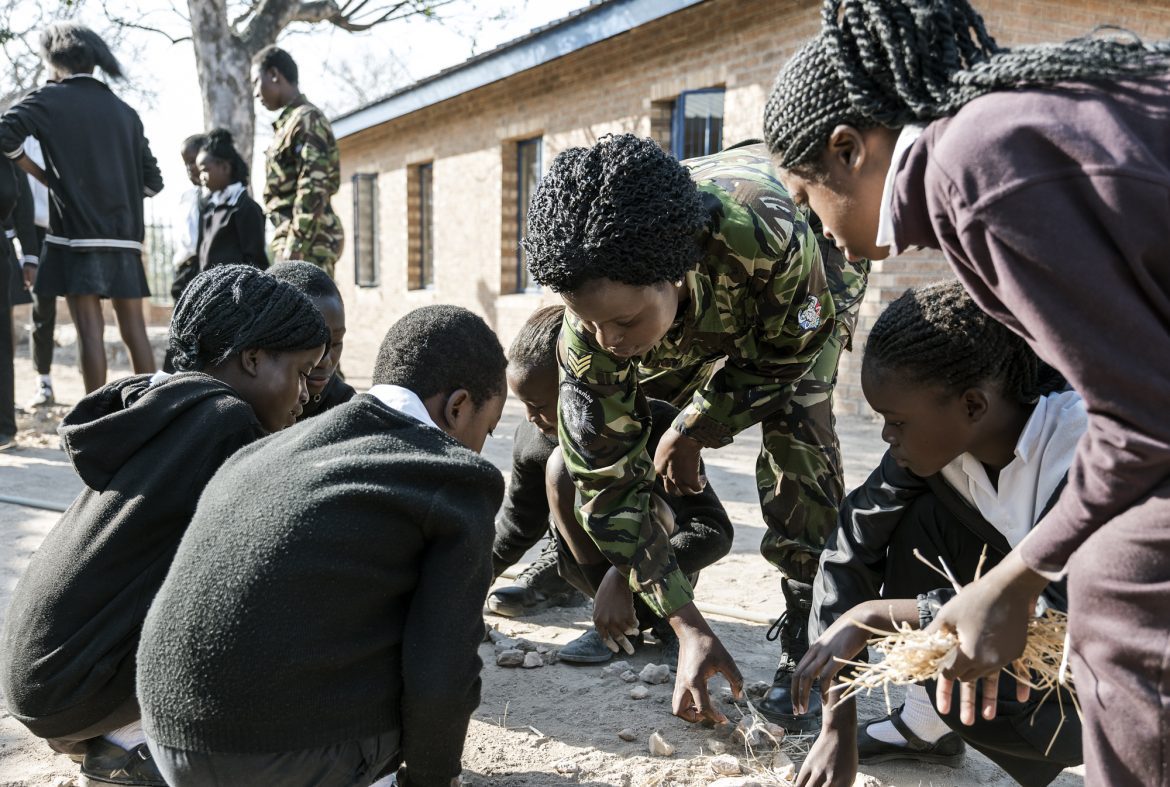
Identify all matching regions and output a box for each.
[756,577,822,732]
[487,538,585,617]
[80,738,166,786]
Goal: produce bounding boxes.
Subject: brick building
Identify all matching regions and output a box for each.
[331,0,1169,413]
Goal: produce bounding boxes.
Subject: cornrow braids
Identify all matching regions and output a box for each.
[864,280,1062,405]
[523,134,708,293]
[765,0,1170,169]
[168,265,329,372]
[508,305,565,373]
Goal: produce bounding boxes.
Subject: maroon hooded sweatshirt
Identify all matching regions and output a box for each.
[888,75,1170,578]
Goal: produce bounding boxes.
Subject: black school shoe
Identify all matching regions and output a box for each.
[80,738,167,786]
[756,578,822,733]
[487,539,586,617]
[857,707,966,768]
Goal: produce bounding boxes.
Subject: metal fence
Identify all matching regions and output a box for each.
[143,216,177,306]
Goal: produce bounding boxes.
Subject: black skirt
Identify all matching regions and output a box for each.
[33,245,150,299]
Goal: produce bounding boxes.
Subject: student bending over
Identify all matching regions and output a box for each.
[137,305,508,787]
[269,260,354,419]
[0,265,328,786]
[790,283,1084,787]
[491,305,734,663]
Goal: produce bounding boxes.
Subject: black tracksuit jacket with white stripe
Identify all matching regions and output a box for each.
[0,75,163,253]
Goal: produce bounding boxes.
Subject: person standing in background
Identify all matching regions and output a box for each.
[21,136,54,408]
[251,45,342,276]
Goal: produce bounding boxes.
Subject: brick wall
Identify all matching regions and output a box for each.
[333,0,1170,420]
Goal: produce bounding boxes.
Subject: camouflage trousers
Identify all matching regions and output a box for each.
[269,217,345,279]
[639,331,848,585]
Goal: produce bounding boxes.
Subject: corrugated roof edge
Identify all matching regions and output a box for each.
[332,0,706,140]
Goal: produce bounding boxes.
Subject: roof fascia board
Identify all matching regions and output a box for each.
[334,0,705,140]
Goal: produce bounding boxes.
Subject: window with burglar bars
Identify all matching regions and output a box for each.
[672,88,724,160]
[515,137,542,293]
[409,163,435,290]
[352,173,378,287]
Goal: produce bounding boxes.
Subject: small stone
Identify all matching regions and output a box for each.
[745,680,771,698]
[706,737,729,754]
[619,669,639,683]
[648,731,675,757]
[710,754,741,776]
[771,750,795,772]
[515,638,539,652]
[639,663,671,684]
[629,685,650,700]
[495,649,524,667]
[603,660,632,675]
[522,651,544,668]
[492,637,521,653]
[554,759,578,775]
[618,728,638,741]
[852,775,883,787]
[536,644,551,654]
[708,779,767,787]
[762,723,787,743]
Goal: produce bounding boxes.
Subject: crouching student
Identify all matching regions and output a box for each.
[137,305,508,787]
[0,264,328,786]
[789,283,1083,787]
[490,306,734,661]
[269,260,354,419]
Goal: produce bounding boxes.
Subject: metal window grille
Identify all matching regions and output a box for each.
[672,88,725,160]
[418,163,434,289]
[516,137,542,293]
[352,173,378,287]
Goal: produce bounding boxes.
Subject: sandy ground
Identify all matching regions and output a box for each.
[0,319,1085,785]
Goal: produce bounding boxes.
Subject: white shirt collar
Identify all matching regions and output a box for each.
[875,124,926,249]
[366,384,441,432]
[207,182,245,208]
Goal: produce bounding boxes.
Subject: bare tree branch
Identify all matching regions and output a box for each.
[100,0,192,44]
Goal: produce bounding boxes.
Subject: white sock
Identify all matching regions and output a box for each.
[38,374,51,387]
[866,683,952,746]
[102,719,147,750]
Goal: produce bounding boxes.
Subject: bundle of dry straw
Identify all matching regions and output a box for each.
[833,549,1079,754]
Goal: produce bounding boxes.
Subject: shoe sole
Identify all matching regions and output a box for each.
[81,775,167,787]
[486,593,585,618]
[557,650,614,664]
[859,750,965,768]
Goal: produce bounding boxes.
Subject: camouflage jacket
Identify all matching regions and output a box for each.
[557,144,839,617]
[263,96,341,257]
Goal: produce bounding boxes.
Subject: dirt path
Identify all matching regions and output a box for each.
[0,341,1084,785]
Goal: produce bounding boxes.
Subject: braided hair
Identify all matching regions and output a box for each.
[508,305,565,373]
[523,134,708,293]
[40,23,123,79]
[168,265,329,372]
[764,0,1170,168]
[864,280,1062,404]
[372,305,506,405]
[200,128,250,186]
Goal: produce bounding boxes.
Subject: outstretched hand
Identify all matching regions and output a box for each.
[593,566,640,655]
[925,550,1048,724]
[668,602,743,723]
[653,427,706,496]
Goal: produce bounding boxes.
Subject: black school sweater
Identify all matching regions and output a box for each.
[137,395,505,787]
[0,374,264,737]
[197,190,268,272]
[0,76,163,250]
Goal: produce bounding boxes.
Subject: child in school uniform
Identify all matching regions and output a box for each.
[136,305,508,787]
[195,128,267,273]
[763,4,1168,780]
[0,265,328,786]
[489,305,734,662]
[169,133,208,304]
[787,283,1084,786]
[269,260,355,419]
[523,133,869,729]
[0,23,162,393]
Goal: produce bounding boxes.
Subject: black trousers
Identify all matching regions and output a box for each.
[29,226,54,376]
[149,730,400,787]
[881,493,1083,786]
[1,239,15,436]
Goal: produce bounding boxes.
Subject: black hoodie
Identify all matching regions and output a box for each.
[0,373,265,738]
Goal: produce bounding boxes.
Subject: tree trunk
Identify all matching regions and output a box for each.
[187,0,261,164]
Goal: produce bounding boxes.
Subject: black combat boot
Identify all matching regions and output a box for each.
[80,738,167,786]
[757,577,822,732]
[487,538,585,617]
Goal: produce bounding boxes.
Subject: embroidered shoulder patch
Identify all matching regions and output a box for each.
[797,296,822,331]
